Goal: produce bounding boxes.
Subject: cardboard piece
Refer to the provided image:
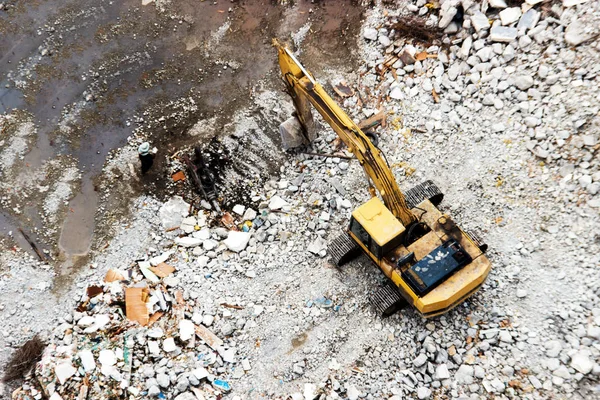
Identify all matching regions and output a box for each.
[172,171,186,182]
[149,263,176,278]
[125,287,150,326]
[104,269,125,283]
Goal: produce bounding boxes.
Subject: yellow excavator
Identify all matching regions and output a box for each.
[274,40,491,318]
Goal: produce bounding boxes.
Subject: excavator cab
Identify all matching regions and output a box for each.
[274,40,491,319]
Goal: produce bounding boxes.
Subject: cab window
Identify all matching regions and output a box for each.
[350,217,382,259]
[350,217,369,246]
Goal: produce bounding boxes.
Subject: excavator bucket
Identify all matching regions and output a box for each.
[275,40,317,149]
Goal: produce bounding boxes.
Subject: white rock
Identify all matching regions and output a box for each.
[269,195,288,210]
[149,251,173,266]
[163,337,177,352]
[565,20,593,46]
[517,9,540,31]
[193,228,211,240]
[159,196,190,230]
[84,314,110,333]
[175,236,203,248]
[78,350,96,373]
[54,363,77,385]
[304,383,317,399]
[390,86,403,100]
[98,349,116,366]
[413,353,428,367]
[471,13,490,32]
[455,364,474,384]
[436,364,450,379]
[202,314,215,327]
[363,28,377,41]
[417,387,431,399]
[490,26,518,42]
[242,208,257,221]
[77,316,95,327]
[571,352,594,374]
[179,319,195,341]
[232,204,245,216]
[489,0,507,7]
[379,35,391,47]
[438,6,458,29]
[499,7,522,26]
[514,75,534,90]
[224,231,251,252]
[347,385,360,400]
[516,289,527,298]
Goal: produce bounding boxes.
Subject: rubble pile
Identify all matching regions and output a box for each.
[357,0,600,207]
[10,247,242,400]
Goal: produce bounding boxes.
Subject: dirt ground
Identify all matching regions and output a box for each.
[0,0,363,269]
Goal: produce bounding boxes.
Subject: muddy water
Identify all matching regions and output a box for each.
[0,0,364,260]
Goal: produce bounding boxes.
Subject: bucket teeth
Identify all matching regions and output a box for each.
[405,180,443,209]
[328,233,360,266]
[370,282,406,317]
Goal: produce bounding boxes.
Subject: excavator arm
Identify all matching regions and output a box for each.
[275,41,416,227]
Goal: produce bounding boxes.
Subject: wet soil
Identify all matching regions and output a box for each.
[0,0,364,268]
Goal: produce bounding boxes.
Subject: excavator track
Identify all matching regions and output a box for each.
[466,229,488,253]
[329,233,360,266]
[405,180,443,209]
[370,282,406,317]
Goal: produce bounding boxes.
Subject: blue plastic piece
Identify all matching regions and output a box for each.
[213,379,231,392]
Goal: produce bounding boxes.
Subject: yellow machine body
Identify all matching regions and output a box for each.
[349,197,490,317]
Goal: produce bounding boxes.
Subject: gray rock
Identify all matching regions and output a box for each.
[176,376,190,392]
[455,365,474,384]
[413,353,428,367]
[491,26,518,42]
[553,365,571,379]
[400,48,417,65]
[546,340,562,357]
[517,9,540,31]
[221,323,235,336]
[157,373,170,388]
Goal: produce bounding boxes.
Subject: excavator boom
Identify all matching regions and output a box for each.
[275,42,415,227]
